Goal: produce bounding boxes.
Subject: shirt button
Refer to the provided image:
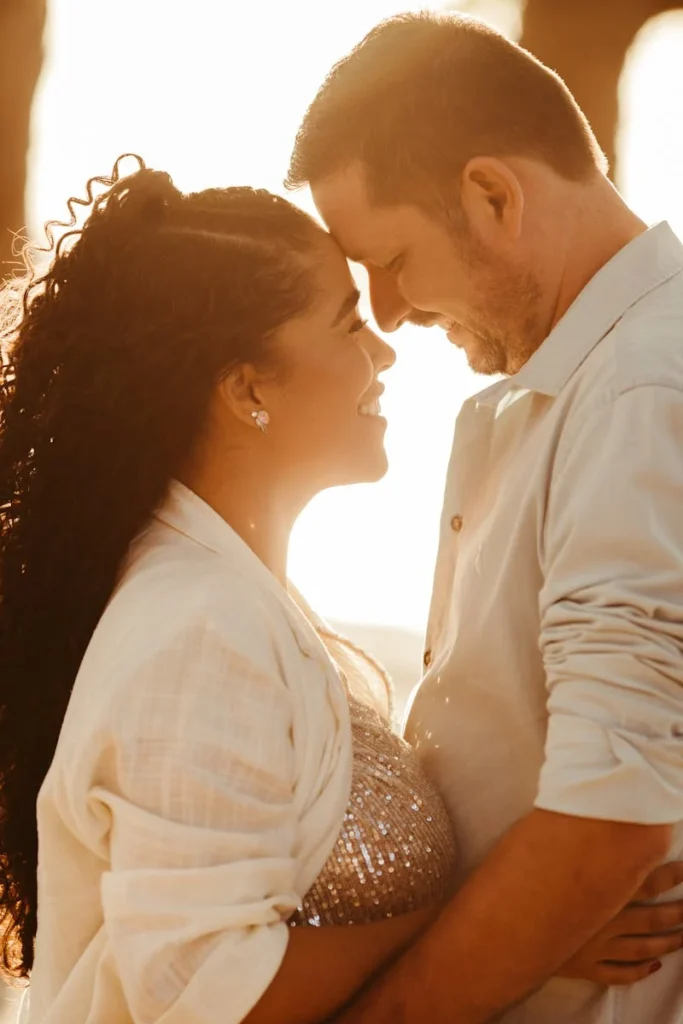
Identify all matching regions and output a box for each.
[450,514,463,533]
[423,649,432,668]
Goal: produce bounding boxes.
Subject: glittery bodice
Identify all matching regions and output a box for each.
[288,694,458,927]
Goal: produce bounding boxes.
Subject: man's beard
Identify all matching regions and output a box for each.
[405,272,544,376]
[399,211,546,374]
[453,226,545,376]
[466,283,544,376]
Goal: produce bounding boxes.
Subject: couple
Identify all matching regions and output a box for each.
[1,12,682,1024]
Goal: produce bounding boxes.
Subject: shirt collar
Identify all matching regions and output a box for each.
[154,480,290,605]
[476,222,683,408]
[154,482,348,668]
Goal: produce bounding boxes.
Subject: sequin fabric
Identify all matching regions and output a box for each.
[288,694,458,927]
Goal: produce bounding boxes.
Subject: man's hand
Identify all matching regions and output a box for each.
[335,810,673,1023]
[559,861,683,985]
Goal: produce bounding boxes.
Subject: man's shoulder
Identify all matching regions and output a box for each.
[576,270,683,405]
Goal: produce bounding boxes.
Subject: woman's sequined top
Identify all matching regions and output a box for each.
[288,692,457,927]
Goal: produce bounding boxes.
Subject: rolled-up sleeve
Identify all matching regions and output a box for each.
[91,596,299,1024]
[536,383,683,824]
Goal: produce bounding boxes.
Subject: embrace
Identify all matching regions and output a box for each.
[1,12,682,1024]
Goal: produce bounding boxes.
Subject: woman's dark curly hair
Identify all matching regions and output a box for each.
[0,154,322,978]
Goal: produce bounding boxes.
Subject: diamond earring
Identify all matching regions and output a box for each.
[251,410,270,433]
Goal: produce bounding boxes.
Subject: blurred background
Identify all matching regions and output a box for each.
[1,0,683,1011]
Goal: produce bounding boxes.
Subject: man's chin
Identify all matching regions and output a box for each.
[446,325,468,349]
[456,332,506,377]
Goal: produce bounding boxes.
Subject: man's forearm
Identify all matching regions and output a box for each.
[337,809,671,1023]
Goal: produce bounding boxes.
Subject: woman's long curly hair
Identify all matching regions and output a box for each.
[0,155,321,978]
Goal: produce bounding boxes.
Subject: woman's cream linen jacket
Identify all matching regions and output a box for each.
[25,482,387,1024]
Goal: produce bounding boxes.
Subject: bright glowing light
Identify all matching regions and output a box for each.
[619,11,683,242]
[27,2,683,633]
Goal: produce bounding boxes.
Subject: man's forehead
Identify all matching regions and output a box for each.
[318,220,379,265]
[313,185,396,263]
[311,161,371,212]
[327,232,365,264]
[331,233,384,265]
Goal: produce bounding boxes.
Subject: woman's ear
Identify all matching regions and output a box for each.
[217,363,269,429]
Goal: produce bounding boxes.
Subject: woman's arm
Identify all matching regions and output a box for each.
[244,907,438,1024]
[90,584,439,1024]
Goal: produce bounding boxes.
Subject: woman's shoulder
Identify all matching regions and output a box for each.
[117,520,286,633]
[59,535,306,765]
[50,517,352,858]
[80,525,309,706]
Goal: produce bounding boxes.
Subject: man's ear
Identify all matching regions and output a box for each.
[460,156,524,243]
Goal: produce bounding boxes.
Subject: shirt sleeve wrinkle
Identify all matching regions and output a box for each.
[91,594,300,1023]
[536,385,683,824]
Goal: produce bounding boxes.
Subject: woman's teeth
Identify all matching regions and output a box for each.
[358,399,382,417]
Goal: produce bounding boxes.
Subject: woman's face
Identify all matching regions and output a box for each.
[262,235,396,489]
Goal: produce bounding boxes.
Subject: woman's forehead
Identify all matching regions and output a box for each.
[308,233,358,295]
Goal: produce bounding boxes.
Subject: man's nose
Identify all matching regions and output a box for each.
[367,266,413,334]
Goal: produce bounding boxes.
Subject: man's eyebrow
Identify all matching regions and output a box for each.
[331,288,361,327]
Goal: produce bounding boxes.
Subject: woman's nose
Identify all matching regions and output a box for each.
[365,328,396,373]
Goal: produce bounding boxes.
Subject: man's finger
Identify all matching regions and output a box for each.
[617,899,683,937]
[591,961,662,987]
[608,931,683,963]
[632,862,683,901]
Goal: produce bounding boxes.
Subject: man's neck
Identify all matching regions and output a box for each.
[550,176,648,332]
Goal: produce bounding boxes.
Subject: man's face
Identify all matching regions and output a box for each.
[312,162,544,376]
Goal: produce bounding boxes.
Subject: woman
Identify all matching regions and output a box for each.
[0,158,680,1024]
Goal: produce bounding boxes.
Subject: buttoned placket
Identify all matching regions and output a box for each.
[423,397,499,672]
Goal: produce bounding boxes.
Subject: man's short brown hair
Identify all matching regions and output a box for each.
[286,12,607,205]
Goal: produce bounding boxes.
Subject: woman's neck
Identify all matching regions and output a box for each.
[181,453,309,587]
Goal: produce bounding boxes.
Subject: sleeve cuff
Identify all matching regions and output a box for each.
[535,712,683,824]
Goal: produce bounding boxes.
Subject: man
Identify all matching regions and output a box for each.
[286,12,683,1023]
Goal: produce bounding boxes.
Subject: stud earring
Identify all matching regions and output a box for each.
[251,410,270,433]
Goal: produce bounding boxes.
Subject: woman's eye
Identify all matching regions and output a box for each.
[349,317,369,335]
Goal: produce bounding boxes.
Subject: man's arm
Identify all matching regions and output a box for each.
[341,383,683,1021]
[337,810,670,1022]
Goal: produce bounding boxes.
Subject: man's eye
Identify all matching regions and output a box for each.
[383,254,404,273]
[349,318,369,335]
